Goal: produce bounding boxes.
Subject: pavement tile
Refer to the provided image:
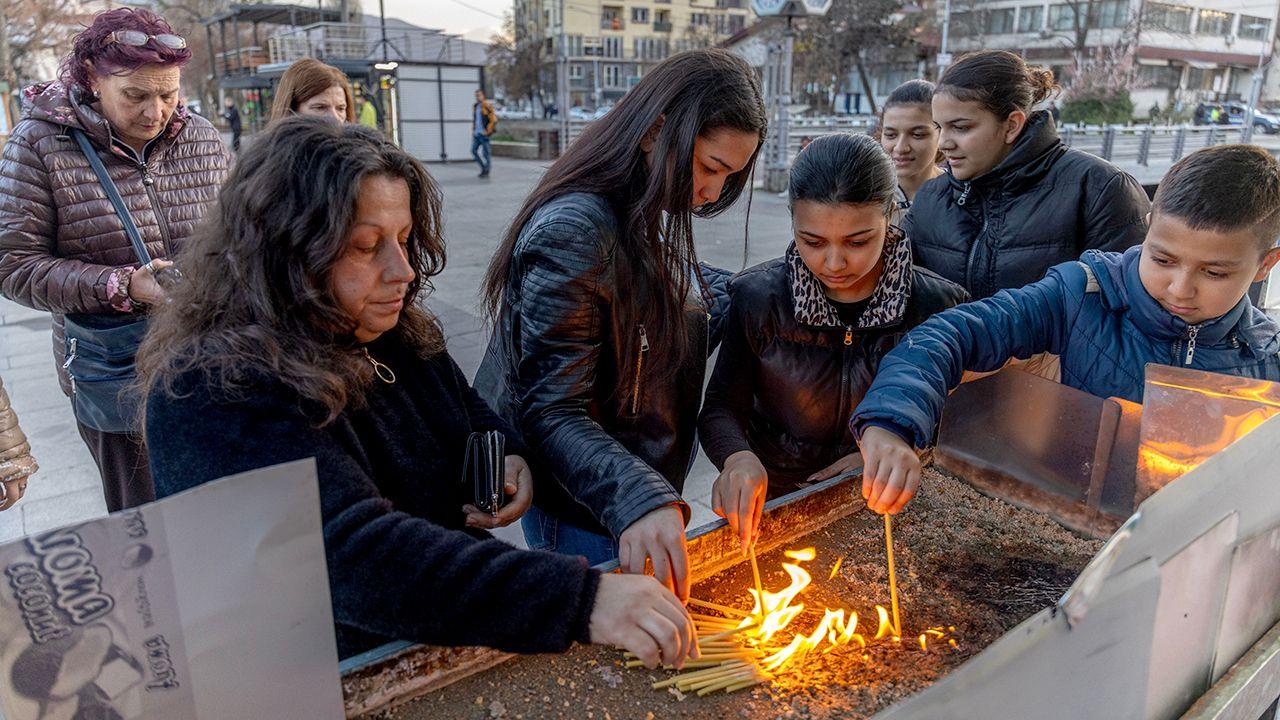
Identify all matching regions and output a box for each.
[21,486,107,536]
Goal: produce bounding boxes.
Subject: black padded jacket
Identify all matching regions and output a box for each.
[474,192,730,538]
[904,110,1149,300]
[699,234,967,496]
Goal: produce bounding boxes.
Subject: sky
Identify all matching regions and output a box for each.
[383,0,509,42]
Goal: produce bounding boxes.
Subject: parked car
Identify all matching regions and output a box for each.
[1223,101,1280,134]
[1194,101,1280,133]
[495,106,532,120]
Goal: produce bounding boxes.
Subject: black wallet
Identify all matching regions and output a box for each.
[463,430,506,516]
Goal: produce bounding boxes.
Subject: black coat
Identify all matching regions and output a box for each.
[699,233,967,494]
[147,332,600,660]
[905,111,1149,299]
[475,192,730,538]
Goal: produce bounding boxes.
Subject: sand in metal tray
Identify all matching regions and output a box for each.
[364,468,1103,720]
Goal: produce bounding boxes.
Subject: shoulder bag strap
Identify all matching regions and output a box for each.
[70,128,154,267]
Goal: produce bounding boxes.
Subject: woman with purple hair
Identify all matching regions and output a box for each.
[0,7,229,511]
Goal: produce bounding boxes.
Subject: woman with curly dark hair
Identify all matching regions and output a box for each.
[138,117,698,668]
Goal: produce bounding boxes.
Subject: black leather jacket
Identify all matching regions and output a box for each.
[699,234,966,495]
[905,111,1149,299]
[475,192,730,538]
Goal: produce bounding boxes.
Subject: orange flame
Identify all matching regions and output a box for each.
[731,546,956,676]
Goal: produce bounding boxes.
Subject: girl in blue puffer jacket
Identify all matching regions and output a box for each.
[852,144,1280,515]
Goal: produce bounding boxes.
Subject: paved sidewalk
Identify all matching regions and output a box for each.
[0,156,796,547]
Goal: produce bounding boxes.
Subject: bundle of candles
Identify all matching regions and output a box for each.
[625,598,767,695]
[620,516,959,696]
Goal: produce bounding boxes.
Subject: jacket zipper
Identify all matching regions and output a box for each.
[843,325,853,346]
[956,181,973,206]
[138,162,174,257]
[630,324,649,415]
[1183,324,1201,365]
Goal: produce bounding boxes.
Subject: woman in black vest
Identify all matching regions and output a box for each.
[698,134,967,550]
[906,51,1149,299]
[475,49,766,600]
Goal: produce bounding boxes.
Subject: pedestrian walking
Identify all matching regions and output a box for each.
[0,376,37,512]
[222,95,242,152]
[472,89,497,177]
[906,51,1149,300]
[475,48,766,600]
[0,7,229,511]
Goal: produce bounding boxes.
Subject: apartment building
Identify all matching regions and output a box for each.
[943,0,1280,116]
[516,0,754,108]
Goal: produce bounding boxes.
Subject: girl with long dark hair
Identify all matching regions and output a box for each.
[475,49,766,599]
[907,51,1150,299]
[698,134,966,548]
[139,117,699,669]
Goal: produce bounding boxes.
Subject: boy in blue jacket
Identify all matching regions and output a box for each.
[852,144,1280,515]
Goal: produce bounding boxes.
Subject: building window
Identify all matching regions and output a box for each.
[1143,2,1192,33]
[601,6,624,31]
[1094,0,1129,29]
[603,36,623,58]
[1239,15,1270,40]
[1137,63,1179,88]
[729,14,746,33]
[567,35,584,56]
[986,8,1016,34]
[1048,4,1080,31]
[1017,5,1045,33]
[604,64,622,87]
[716,0,744,7]
[632,7,649,23]
[950,11,976,37]
[569,64,584,80]
[1196,9,1233,36]
[691,13,711,27]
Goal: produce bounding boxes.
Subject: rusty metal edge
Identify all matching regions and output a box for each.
[934,451,1122,541]
[1181,620,1280,720]
[340,471,864,717]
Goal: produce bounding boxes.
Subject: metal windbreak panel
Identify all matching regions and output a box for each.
[875,557,1162,720]
[1210,525,1280,684]
[1145,514,1240,720]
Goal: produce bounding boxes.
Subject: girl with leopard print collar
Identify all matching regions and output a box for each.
[698,133,968,553]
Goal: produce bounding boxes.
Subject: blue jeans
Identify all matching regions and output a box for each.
[471,132,491,174]
[521,505,618,566]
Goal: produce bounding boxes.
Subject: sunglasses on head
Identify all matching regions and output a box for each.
[108,30,187,50]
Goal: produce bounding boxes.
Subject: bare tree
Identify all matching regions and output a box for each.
[488,11,547,110]
[0,0,81,91]
[790,0,917,114]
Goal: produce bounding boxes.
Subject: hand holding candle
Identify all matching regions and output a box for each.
[712,450,768,554]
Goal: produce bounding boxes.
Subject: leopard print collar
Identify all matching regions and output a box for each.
[786,226,913,330]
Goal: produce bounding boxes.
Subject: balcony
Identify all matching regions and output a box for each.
[215,46,270,75]
[601,16,625,30]
[654,20,673,32]
[267,22,484,66]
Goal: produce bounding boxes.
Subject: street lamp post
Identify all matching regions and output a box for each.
[1243,22,1270,145]
[751,0,833,196]
[938,0,953,75]
[557,0,570,154]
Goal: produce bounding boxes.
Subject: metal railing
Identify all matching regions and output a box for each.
[267,22,483,66]
[565,115,1269,168]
